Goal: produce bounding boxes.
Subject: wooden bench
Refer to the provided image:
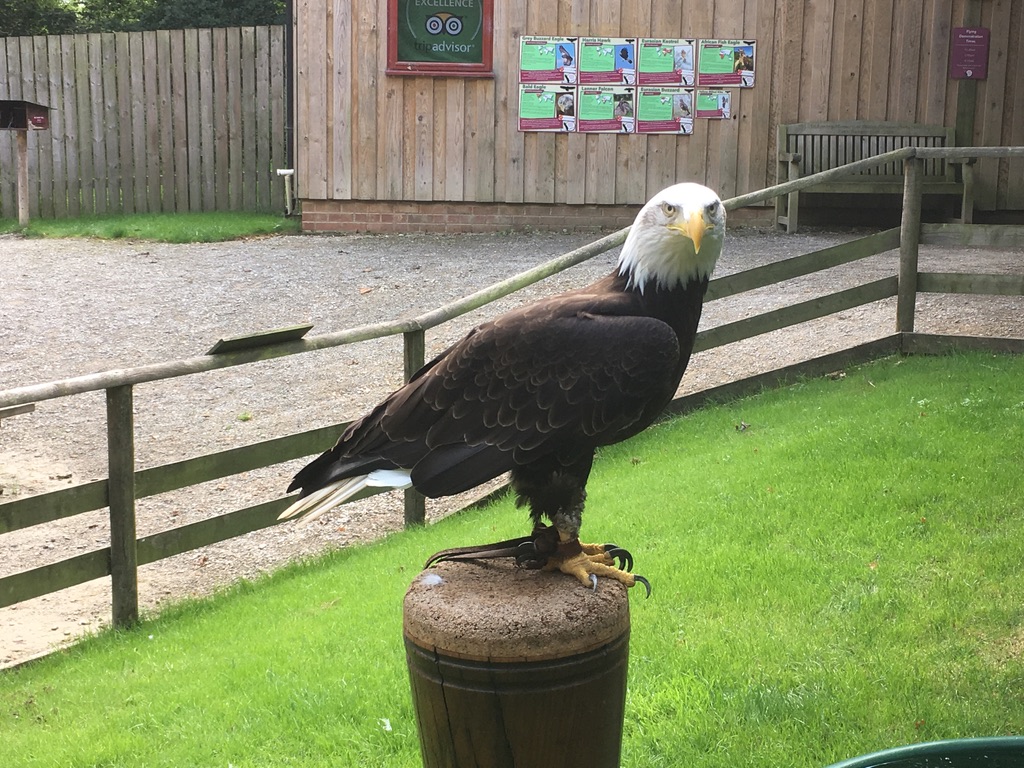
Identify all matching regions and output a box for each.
[775,121,974,233]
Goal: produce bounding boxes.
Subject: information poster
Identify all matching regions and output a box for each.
[949,27,990,79]
[697,39,756,87]
[518,84,577,131]
[637,39,696,86]
[577,86,635,133]
[519,36,578,84]
[636,86,694,134]
[695,89,731,119]
[579,38,637,84]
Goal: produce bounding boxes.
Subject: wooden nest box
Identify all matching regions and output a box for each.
[2,100,51,226]
[0,100,51,132]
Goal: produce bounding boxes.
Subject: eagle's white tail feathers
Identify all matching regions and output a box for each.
[278,469,413,525]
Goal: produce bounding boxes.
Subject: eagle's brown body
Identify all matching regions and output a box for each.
[288,270,708,524]
[284,182,726,591]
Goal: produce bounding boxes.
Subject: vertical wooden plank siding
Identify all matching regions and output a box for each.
[156,30,175,213]
[1,7,1023,220]
[974,0,1012,211]
[212,28,231,207]
[254,26,272,209]
[644,0,681,199]
[197,29,216,211]
[523,0,555,204]
[86,34,106,214]
[115,32,135,214]
[494,0,526,203]
[920,0,953,127]
[1004,1,1024,209]
[238,26,256,211]
[100,33,120,214]
[60,34,81,216]
[286,0,1023,212]
[614,0,650,204]
[742,0,775,195]
[302,0,330,200]
[0,26,285,219]
[143,31,161,212]
[562,0,589,205]
[269,25,287,212]
[226,28,244,210]
[586,0,620,204]
[352,0,380,199]
[680,0,715,188]
[169,30,190,212]
[46,35,68,217]
[709,0,744,201]
[0,40,15,215]
[128,33,147,212]
[19,37,39,218]
[31,36,54,218]
[331,11,353,200]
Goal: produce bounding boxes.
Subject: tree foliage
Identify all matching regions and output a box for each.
[137,0,286,30]
[1,0,287,36]
[0,0,78,37]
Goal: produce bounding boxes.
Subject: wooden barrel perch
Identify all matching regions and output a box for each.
[404,557,631,768]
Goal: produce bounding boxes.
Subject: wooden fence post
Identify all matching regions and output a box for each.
[897,156,923,334]
[405,559,631,768]
[106,385,139,627]
[16,131,30,227]
[403,330,427,527]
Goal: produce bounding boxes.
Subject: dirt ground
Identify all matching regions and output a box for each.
[2,224,1022,668]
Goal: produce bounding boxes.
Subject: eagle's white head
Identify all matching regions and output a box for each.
[618,182,726,292]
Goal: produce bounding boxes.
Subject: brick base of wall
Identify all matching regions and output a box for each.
[300,199,644,234]
[300,199,773,234]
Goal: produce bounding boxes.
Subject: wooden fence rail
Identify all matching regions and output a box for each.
[2,147,1023,628]
[0,26,287,219]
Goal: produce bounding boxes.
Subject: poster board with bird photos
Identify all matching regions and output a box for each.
[696,39,756,88]
[518,36,578,84]
[578,38,637,85]
[635,86,695,134]
[515,36,754,133]
[637,39,696,86]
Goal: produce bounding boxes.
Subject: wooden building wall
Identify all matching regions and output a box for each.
[295,0,1024,221]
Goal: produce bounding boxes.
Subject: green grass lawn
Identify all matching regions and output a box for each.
[1,352,1022,767]
[0,211,300,242]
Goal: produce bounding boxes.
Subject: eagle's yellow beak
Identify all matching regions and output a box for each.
[670,209,709,253]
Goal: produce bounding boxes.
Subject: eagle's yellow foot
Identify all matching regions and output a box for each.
[543,540,651,597]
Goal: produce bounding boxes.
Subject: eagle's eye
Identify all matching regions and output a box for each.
[661,202,677,217]
[705,200,720,216]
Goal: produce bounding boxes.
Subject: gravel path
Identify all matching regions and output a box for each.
[2,226,1022,667]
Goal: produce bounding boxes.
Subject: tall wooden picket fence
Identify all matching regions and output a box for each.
[0,26,287,219]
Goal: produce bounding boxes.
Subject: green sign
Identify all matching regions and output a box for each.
[395,0,486,65]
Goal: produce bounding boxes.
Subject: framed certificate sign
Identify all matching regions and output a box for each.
[387,0,493,76]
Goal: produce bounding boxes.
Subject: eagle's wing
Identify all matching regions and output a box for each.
[331,298,682,497]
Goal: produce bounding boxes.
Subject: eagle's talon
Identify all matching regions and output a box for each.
[515,541,547,569]
[605,546,633,571]
[634,575,652,598]
[589,573,598,592]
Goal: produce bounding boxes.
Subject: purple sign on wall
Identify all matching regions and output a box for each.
[949,27,989,80]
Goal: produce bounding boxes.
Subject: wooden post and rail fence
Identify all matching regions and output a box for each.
[1,146,1023,630]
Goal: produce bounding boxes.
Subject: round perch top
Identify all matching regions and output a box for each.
[403,559,630,663]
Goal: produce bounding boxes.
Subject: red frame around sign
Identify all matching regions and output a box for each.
[386,0,494,77]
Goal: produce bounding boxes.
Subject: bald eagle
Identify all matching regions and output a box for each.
[281,183,726,593]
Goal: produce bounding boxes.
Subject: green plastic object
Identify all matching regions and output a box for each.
[825,737,1024,768]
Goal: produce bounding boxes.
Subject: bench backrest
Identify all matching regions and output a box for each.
[779,121,956,181]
